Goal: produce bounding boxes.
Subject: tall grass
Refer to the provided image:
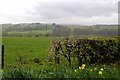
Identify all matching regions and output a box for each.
[2,64,120,79]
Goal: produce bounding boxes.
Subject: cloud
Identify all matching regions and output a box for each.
[0,0,118,25]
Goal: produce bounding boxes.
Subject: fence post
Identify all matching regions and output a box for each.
[1,45,4,69]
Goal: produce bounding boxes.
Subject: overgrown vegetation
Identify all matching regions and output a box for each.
[50,37,119,66]
[2,64,120,79]
[2,36,120,79]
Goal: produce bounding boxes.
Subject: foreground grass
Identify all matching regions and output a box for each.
[2,64,120,79]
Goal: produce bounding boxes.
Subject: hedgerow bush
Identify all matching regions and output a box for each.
[50,36,119,66]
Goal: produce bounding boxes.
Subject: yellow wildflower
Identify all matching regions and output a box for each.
[74,69,77,72]
[100,68,104,71]
[98,71,102,75]
[90,69,93,71]
[79,67,81,69]
[81,66,85,70]
[82,64,85,67]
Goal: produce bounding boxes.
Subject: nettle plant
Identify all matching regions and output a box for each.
[49,37,119,66]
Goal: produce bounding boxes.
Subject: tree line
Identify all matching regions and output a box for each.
[2,23,118,37]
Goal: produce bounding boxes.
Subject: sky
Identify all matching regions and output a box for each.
[0,0,119,25]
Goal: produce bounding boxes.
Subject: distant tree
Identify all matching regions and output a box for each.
[52,23,56,25]
[73,28,93,36]
[53,25,71,37]
[89,26,92,28]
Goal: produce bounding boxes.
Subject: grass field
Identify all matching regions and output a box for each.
[2,37,55,68]
[8,30,53,35]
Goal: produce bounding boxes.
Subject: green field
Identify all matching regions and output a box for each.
[8,30,52,35]
[2,37,55,68]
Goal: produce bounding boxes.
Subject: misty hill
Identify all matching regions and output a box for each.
[1,23,118,37]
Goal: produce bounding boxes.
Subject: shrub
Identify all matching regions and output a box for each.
[50,36,119,66]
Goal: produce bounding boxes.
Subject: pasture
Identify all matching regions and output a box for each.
[2,37,54,68]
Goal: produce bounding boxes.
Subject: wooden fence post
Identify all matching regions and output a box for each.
[1,45,4,69]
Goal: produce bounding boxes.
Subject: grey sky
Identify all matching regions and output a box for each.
[0,0,119,25]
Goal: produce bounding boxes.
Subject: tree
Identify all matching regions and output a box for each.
[52,25,71,37]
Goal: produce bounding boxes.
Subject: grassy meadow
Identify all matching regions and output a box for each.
[2,37,55,68]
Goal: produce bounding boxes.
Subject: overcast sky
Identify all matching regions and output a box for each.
[0,0,119,25]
